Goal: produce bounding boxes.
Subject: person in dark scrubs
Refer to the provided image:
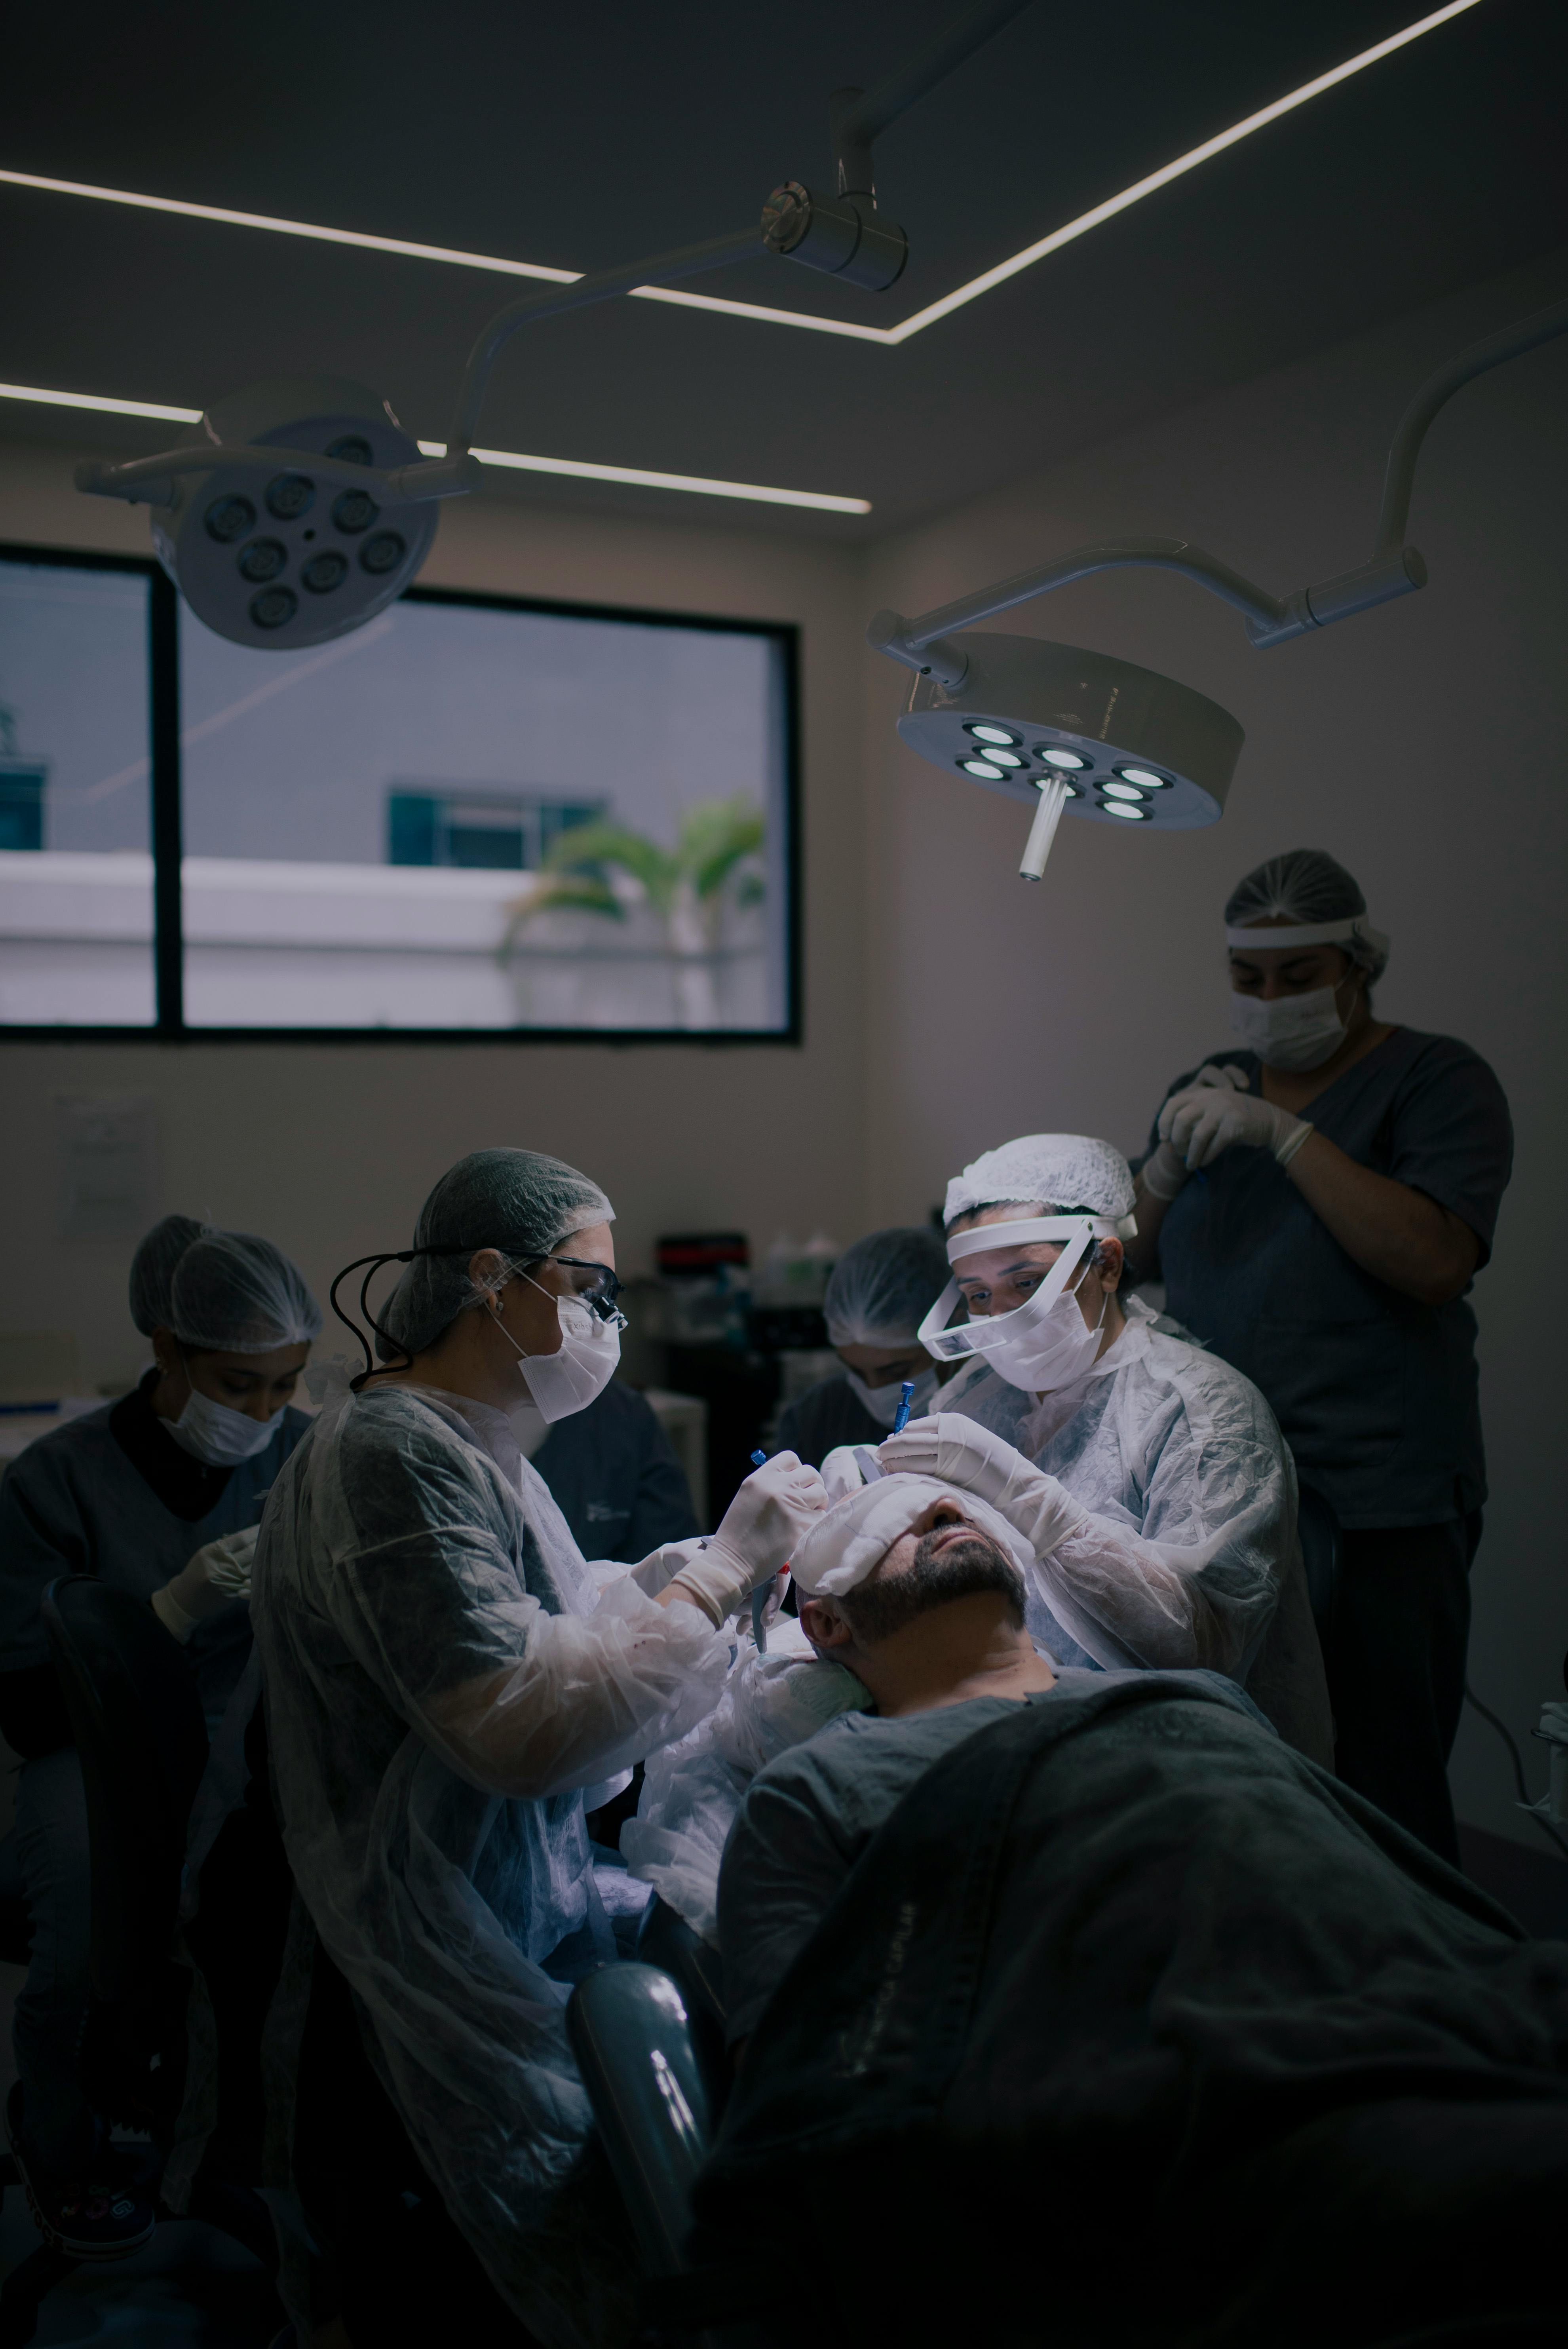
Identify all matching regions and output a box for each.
[1126,849,1512,1863]
[775,1227,952,1467]
[531,1379,699,1557]
[0,1215,319,2254]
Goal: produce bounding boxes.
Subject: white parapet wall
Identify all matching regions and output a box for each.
[0,851,769,1030]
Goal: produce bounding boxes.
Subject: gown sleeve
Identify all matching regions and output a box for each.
[295,1401,732,1802]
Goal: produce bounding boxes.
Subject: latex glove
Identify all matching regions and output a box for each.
[150,1524,259,1645]
[1158,1067,1311,1172]
[1141,1066,1251,1196]
[667,1452,827,1627]
[874,1416,1085,1557]
[820,1444,873,1502]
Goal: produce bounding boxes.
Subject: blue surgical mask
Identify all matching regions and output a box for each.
[165,1386,284,1466]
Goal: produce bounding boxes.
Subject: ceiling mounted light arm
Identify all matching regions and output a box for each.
[1374,293,1568,553]
[831,0,1036,189]
[76,439,476,511]
[871,294,1568,681]
[444,225,765,458]
[869,539,1290,689]
[765,0,1036,293]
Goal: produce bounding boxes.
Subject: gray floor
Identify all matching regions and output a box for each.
[0,1961,280,2346]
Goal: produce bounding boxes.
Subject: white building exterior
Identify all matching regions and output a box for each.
[0,851,769,1030]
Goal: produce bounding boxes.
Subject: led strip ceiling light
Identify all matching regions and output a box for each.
[0,382,872,514]
[0,0,1486,350]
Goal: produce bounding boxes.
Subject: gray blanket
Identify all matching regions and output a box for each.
[694,1675,1568,2348]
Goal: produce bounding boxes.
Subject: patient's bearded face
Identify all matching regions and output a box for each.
[839,1515,1026,1644]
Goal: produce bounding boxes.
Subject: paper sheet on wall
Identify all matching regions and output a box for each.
[54,1093,160,1240]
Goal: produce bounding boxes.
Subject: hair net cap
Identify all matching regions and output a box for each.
[380,1148,614,1359]
[129,1214,207,1337]
[823,1227,951,1348]
[944,1136,1135,1231]
[1224,848,1389,980]
[790,1471,1032,1598]
[130,1215,322,1353]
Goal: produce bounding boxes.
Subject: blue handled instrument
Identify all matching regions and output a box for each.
[891,1380,916,1435]
[749,1450,771,1650]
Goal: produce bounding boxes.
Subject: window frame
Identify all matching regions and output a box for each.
[0,545,803,1048]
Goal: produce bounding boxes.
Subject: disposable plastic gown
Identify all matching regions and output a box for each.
[622,1617,871,1942]
[944,1299,1331,1762]
[251,1370,732,2346]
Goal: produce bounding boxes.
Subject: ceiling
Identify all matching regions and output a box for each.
[3,0,1565,537]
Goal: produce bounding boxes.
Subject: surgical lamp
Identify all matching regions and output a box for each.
[871,294,1568,880]
[72,0,1029,650]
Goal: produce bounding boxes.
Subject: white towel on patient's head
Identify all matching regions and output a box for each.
[790,1469,1033,1598]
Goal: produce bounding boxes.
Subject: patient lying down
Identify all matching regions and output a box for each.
[689,1480,1568,2349]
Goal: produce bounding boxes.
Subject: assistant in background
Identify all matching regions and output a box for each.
[0,1215,318,2251]
[777,1226,951,1465]
[1129,849,1513,1861]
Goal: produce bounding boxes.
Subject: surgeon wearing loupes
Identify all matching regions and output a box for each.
[879,1132,1331,1762]
[252,1148,826,2344]
[1126,849,1513,1862]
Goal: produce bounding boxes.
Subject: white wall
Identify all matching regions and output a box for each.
[861,249,1568,1847]
[3,245,1564,1846]
[0,439,872,1385]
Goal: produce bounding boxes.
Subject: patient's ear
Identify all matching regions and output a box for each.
[798,1595,853,1652]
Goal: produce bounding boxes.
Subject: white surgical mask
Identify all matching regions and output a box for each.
[842,1365,939,1429]
[165,1387,285,1466]
[979,1273,1106,1396]
[491,1277,623,1425]
[1228,979,1353,1072]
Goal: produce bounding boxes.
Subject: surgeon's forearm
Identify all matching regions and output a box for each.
[1284,1133,1480,1306]
[1036,1517,1268,1678]
[420,1593,728,1800]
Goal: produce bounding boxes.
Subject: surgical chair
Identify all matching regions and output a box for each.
[0,1578,282,2346]
[567,1895,772,2347]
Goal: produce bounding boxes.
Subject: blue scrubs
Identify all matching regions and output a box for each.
[530,1379,698,1560]
[0,1376,309,2166]
[1145,1024,1513,1859]
[1147,1029,1512,1530]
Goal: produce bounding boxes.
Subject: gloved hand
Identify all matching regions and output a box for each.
[150,1525,259,1645]
[874,1416,1084,1557]
[1142,1066,1251,1195]
[1158,1065,1312,1172]
[667,1452,828,1627]
[820,1444,872,1502]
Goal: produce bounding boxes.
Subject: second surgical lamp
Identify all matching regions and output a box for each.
[869,294,1568,879]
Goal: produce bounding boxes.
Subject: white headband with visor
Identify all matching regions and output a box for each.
[1224,915,1389,954]
[918,1214,1131,1366]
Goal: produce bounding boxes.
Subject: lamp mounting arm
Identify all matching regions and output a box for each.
[1374,293,1568,553]
[830,0,1036,194]
[766,0,1034,291]
[445,226,764,458]
[76,441,479,510]
[869,293,1568,677]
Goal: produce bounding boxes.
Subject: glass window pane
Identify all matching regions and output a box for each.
[178,593,793,1034]
[0,557,155,1028]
